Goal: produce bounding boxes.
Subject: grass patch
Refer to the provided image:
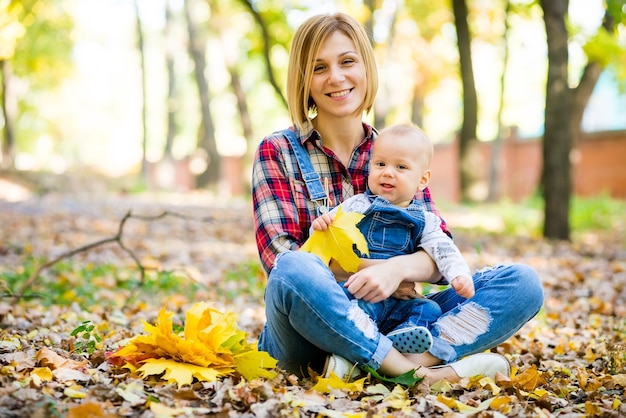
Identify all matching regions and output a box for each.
[570,193,626,233]
[437,194,625,240]
[1,257,268,310]
[220,261,266,302]
[0,258,204,308]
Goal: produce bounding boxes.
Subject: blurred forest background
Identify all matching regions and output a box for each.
[1,0,625,241]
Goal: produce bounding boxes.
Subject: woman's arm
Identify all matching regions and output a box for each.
[334,251,442,303]
[252,136,304,273]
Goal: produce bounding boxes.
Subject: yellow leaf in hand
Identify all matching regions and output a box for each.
[300,206,368,273]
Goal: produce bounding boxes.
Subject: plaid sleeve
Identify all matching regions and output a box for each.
[416,186,451,238]
[252,134,305,273]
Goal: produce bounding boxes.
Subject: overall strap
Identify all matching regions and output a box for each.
[281,129,327,202]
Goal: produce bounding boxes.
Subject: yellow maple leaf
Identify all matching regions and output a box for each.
[512,364,545,391]
[384,385,412,410]
[109,302,277,387]
[234,349,280,381]
[436,394,479,413]
[138,358,225,388]
[300,206,369,273]
[490,395,515,413]
[312,371,367,393]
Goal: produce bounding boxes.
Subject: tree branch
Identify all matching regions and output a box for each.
[10,210,214,305]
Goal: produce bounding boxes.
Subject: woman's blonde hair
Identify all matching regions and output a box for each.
[286,13,378,131]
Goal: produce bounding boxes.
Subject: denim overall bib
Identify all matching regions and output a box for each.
[282,129,330,215]
[358,194,427,259]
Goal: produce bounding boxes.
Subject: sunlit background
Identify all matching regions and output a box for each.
[4,0,626,178]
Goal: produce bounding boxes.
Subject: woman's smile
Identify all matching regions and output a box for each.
[328,88,353,98]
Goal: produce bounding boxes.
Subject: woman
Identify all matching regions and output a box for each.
[251,12,543,384]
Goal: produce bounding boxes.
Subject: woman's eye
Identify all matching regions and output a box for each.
[314,65,326,72]
[342,58,355,65]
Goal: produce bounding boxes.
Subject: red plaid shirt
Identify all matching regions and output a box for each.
[251,122,448,273]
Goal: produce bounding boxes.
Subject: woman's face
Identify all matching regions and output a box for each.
[309,31,367,121]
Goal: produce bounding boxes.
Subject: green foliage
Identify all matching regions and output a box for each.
[606,0,626,26]
[439,194,625,239]
[10,0,74,85]
[70,320,102,354]
[1,256,270,310]
[2,0,75,159]
[570,193,626,234]
[0,259,203,308]
[220,261,266,302]
[363,365,423,387]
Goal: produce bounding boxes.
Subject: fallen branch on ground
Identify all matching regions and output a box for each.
[9,210,214,306]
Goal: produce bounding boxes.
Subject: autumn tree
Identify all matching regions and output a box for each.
[487,0,512,202]
[209,0,255,150]
[451,0,479,202]
[164,0,179,162]
[0,0,73,169]
[184,0,220,189]
[133,0,149,179]
[540,0,624,240]
[239,0,287,109]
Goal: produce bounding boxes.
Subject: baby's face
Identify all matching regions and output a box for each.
[368,132,431,207]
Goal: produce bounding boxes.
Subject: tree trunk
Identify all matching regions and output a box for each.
[227,66,253,146]
[540,0,571,240]
[451,0,479,202]
[134,0,148,179]
[410,82,425,129]
[569,11,612,144]
[239,0,287,109]
[363,0,376,45]
[372,0,398,129]
[164,0,177,159]
[184,0,220,188]
[0,59,16,169]
[487,0,511,202]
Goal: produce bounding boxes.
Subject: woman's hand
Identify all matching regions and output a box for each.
[343,251,440,303]
[344,261,405,303]
[391,282,423,300]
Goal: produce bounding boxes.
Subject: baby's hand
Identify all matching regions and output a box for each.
[312,212,336,231]
[451,275,475,298]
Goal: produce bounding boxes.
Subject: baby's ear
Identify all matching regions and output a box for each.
[419,169,432,190]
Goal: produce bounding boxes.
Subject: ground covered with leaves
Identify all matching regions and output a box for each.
[1,185,625,417]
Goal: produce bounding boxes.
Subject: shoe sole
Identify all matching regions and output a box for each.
[387,326,433,354]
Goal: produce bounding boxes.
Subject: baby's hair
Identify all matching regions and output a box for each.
[378,124,433,166]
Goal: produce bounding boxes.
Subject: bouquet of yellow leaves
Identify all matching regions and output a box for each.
[108,302,277,388]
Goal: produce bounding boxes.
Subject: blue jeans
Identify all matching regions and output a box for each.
[258,251,544,376]
[341,284,442,334]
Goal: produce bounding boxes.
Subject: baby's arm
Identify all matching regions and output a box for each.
[420,212,475,298]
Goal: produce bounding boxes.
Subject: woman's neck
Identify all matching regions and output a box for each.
[313,115,365,166]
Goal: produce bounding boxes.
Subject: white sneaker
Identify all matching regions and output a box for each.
[431,353,510,379]
[323,354,361,380]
